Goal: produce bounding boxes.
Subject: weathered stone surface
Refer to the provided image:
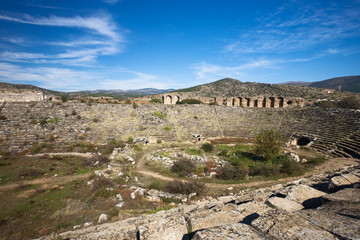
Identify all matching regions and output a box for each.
[267,196,304,212]
[192,223,268,240]
[138,214,187,240]
[286,185,326,204]
[298,201,360,240]
[188,208,244,232]
[329,174,359,191]
[323,188,360,203]
[252,209,338,240]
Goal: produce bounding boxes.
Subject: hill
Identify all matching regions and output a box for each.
[308,76,360,93]
[0,82,60,95]
[69,88,175,98]
[172,78,358,101]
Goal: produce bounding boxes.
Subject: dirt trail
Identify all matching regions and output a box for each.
[136,149,359,189]
[0,173,91,192]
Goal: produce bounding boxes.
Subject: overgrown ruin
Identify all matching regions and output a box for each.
[161,93,304,108]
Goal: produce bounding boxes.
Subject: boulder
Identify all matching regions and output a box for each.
[192,223,267,240]
[252,209,338,240]
[267,197,303,212]
[98,214,109,223]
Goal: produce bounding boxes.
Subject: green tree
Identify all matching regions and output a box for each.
[60,94,68,102]
[255,129,282,163]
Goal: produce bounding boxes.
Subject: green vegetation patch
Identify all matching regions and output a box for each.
[153,111,167,119]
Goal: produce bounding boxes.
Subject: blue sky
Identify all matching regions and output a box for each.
[0,0,359,91]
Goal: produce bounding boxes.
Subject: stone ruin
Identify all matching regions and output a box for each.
[39,165,360,240]
[162,93,304,108]
[0,89,58,102]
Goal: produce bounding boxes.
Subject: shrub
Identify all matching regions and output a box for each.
[186,148,202,156]
[164,180,206,195]
[249,164,279,177]
[255,129,282,163]
[149,98,161,103]
[280,159,303,176]
[92,176,114,192]
[148,179,165,190]
[315,101,337,108]
[171,159,196,177]
[337,97,360,109]
[272,155,289,165]
[132,102,138,109]
[153,111,166,119]
[217,164,248,180]
[163,126,172,131]
[71,110,77,115]
[19,168,45,178]
[39,118,48,126]
[201,143,214,152]
[0,114,6,120]
[92,118,99,123]
[60,94,68,102]
[47,117,59,124]
[306,155,326,165]
[127,137,134,144]
[176,99,203,104]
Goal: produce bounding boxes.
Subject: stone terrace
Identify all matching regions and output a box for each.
[0,102,359,158]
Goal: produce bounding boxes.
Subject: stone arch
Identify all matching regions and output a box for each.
[269,97,275,108]
[297,136,312,146]
[254,99,258,107]
[164,95,172,105]
[277,97,284,108]
[262,98,267,108]
[232,98,236,106]
[173,96,180,104]
[245,98,250,107]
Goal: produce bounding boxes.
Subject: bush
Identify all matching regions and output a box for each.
[153,111,166,119]
[337,97,360,109]
[92,176,114,192]
[171,159,196,177]
[149,98,161,103]
[163,126,172,131]
[71,110,77,115]
[250,163,279,177]
[281,159,303,176]
[132,102,138,109]
[201,143,214,152]
[0,114,6,120]
[39,118,48,126]
[164,180,206,195]
[306,155,326,165]
[255,129,282,163]
[60,94,68,102]
[177,99,203,104]
[148,179,165,190]
[272,155,289,165]
[19,168,45,178]
[217,164,248,180]
[47,117,59,124]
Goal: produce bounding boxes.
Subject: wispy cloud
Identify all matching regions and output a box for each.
[192,54,327,81]
[0,62,172,91]
[103,0,122,5]
[0,12,125,65]
[225,1,360,54]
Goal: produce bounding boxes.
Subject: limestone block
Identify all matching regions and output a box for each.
[192,223,268,240]
[323,188,360,203]
[138,215,187,240]
[285,185,326,204]
[252,209,338,240]
[267,197,303,212]
[329,174,358,191]
[188,208,244,232]
[298,201,360,240]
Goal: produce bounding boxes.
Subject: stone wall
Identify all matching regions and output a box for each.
[0,102,359,158]
[161,93,304,108]
[0,89,57,102]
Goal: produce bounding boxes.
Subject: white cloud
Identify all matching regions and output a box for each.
[0,62,173,91]
[0,12,125,65]
[225,1,360,54]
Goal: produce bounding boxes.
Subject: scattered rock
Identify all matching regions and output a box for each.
[98,214,108,223]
